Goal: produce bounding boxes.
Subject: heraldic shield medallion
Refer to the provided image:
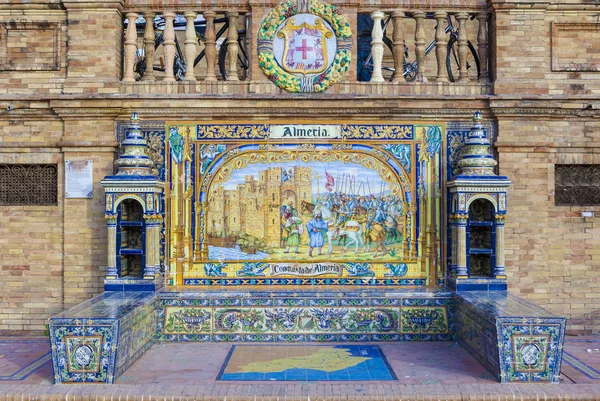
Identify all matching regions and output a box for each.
[258,0,352,93]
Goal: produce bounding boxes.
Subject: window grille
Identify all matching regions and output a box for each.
[555,164,600,206]
[0,164,58,205]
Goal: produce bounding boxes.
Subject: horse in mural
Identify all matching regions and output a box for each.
[352,207,388,257]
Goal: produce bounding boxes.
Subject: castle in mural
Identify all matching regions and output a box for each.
[208,166,313,249]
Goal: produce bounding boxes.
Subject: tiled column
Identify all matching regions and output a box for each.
[226,12,240,81]
[106,214,118,279]
[204,11,217,81]
[184,11,198,81]
[494,214,506,278]
[122,12,139,82]
[369,11,385,83]
[455,213,468,278]
[434,11,448,82]
[142,12,156,81]
[391,11,405,83]
[162,11,176,82]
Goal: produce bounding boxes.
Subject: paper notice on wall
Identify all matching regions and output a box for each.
[65,160,93,198]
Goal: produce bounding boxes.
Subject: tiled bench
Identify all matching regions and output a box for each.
[455,291,566,383]
[48,288,566,384]
[49,292,157,384]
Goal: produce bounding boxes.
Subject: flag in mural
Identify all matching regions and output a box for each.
[325,171,335,192]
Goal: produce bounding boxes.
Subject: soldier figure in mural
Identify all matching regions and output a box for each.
[306,210,329,257]
[282,201,302,253]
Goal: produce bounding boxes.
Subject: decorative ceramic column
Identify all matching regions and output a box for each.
[204,11,217,81]
[226,12,240,81]
[162,11,176,82]
[101,113,165,290]
[391,11,404,82]
[434,11,448,82]
[456,12,469,81]
[370,11,385,83]
[447,112,511,291]
[476,13,489,82]
[184,11,198,81]
[413,11,426,82]
[495,214,506,278]
[123,12,139,82]
[142,12,156,81]
[106,214,118,278]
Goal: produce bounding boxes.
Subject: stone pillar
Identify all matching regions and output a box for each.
[413,11,426,82]
[495,214,506,278]
[450,223,457,275]
[142,12,156,81]
[391,11,404,83]
[369,11,385,83]
[455,214,468,278]
[106,214,118,279]
[456,12,469,82]
[434,12,448,82]
[184,12,198,81]
[226,12,240,81]
[162,11,176,82]
[204,11,217,81]
[476,13,489,82]
[123,12,139,82]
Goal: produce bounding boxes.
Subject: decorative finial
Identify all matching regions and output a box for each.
[114,112,155,177]
[456,111,497,176]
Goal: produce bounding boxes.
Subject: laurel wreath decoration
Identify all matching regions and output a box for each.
[257,0,352,93]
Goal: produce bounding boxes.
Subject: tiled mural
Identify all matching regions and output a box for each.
[164,122,444,287]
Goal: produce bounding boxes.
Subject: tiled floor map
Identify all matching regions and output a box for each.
[217,345,397,381]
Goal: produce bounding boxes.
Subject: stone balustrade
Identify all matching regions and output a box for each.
[362,10,490,84]
[122,11,247,83]
[121,8,491,94]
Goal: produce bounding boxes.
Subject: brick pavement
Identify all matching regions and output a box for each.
[1,336,600,399]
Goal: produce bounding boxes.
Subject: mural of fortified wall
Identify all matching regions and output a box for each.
[164,123,445,287]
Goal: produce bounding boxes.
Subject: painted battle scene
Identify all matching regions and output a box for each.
[206,160,409,263]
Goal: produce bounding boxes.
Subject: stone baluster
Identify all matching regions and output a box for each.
[142,12,156,81]
[226,12,240,81]
[162,11,176,82]
[183,12,198,81]
[434,11,448,82]
[204,11,217,81]
[456,12,469,82]
[413,11,426,82]
[370,11,385,83]
[391,11,404,83]
[123,12,139,82]
[476,12,490,81]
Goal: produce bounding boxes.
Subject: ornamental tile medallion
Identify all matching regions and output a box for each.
[258,0,352,92]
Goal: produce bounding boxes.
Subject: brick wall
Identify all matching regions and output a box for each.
[496,117,600,334]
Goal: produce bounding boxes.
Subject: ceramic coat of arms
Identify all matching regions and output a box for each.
[258,0,352,92]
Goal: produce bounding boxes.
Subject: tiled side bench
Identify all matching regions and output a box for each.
[49,292,158,384]
[455,291,566,383]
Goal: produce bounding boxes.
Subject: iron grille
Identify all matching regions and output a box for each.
[555,164,600,206]
[0,164,58,205]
